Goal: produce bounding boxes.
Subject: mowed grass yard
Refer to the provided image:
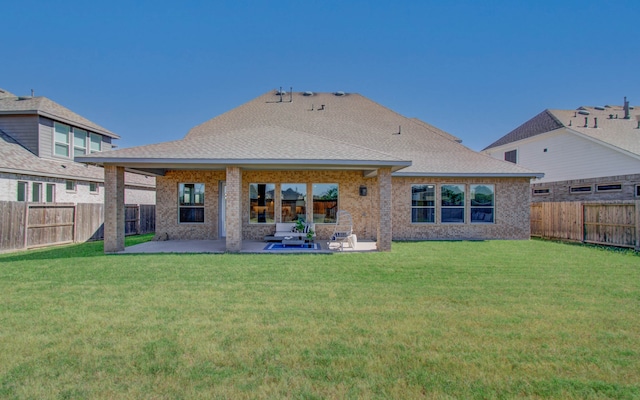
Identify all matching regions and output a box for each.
[0,237,638,399]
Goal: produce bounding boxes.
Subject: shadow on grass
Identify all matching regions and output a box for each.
[0,234,155,263]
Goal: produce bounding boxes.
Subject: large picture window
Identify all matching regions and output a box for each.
[312,183,338,223]
[470,184,494,223]
[411,184,435,223]
[179,183,205,223]
[441,184,465,223]
[281,183,306,222]
[54,122,70,157]
[250,183,275,223]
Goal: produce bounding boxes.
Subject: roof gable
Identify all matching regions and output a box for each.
[0,92,119,139]
[483,109,564,150]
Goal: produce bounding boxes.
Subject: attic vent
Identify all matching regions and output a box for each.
[275,89,287,95]
[594,106,605,110]
[577,106,588,110]
[334,91,346,96]
[17,96,32,100]
[578,110,590,115]
[303,91,314,96]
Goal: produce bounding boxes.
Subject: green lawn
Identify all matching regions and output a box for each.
[0,237,638,399]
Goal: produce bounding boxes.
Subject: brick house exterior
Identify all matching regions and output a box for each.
[79,90,541,252]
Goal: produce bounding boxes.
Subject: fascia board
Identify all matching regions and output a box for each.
[393,172,545,179]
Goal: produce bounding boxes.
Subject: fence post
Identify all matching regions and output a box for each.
[23,203,29,249]
[136,205,141,235]
[635,200,640,251]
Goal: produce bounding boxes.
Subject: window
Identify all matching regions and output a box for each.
[312,183,338,223]
[411,184,435,223]
[249,183,275,223]
[441,184,465,223]
[179,183,205,223]
[636,185,640,198]
[89,182,99,194]
[46,184,55,203]
[470,184,494,223]
[66,180,76,192]
[596,183,622,192]
[533,188,550,195]
[504,149,517,164]
[570,185,592,194]
[90,133,102,153]
[32,182,42,202]
[54,122,71,157]
[74,129,87,156]
[281,183,306,222]
[17,181,27,201]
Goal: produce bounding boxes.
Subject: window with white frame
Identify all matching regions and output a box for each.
[89,182,99,194]
[312,183,338,223]
[74,128,88,156]
[281,183,306,222]
[470,184,494,223]
[90,133,102,153]
[636,185,640,198]
[533,188,550,195]
[54,122,70,157]
[249,183,275,223]
[179,183,205,223]
[46,183,55,203]
[504,149,517,164]
[570,185,592,194]
[66,180,76,192]
[596,183,622,192]
[441,184,465,223]
[32,182,42,202]
[17,181,28,201]
[411,184,435,223]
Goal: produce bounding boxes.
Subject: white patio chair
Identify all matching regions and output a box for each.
[327,210,354,251]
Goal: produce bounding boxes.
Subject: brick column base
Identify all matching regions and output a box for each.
[225,166,242,252]
[377,167,392,251]
[104,165,125,253]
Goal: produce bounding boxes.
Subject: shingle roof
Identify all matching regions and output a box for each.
[79,90,540,177]
[484,104,640,156]
[0,89,119,139]
[0,129,154,187]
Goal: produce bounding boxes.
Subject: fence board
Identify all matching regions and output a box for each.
[1,202,155,252]
[531,201,638,249]
[0,201,27,252]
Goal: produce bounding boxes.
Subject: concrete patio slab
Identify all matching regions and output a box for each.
[119,239,378,254]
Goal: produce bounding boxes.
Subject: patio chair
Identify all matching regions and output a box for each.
[327,210,354,251]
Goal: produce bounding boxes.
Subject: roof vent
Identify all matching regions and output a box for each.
[303,91,314,96]
[594,106,605,111]
[275,89,287,95]
[17,96,32,101]
[334,91,346,96]
[578,110,590,115]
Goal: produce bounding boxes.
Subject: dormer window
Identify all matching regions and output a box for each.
[54,122,70,157]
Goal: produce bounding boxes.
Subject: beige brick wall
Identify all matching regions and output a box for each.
[155,170,225,240]
[531,173,640,203]
[391,177,532,240]
[154,169,532,241]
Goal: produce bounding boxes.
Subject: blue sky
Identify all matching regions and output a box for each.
[2,0,639,151]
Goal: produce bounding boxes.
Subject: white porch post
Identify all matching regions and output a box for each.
[225,166,242,252]
[376,167,392,251]
[104,165,125,253]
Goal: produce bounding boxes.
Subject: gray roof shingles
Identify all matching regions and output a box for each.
[80,90,540,177]
[484,104,640,157]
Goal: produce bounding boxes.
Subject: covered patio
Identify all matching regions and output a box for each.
[118,239,378,254]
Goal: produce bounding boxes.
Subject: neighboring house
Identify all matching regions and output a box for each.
[78,90,541,252]
[483,98,640,202]
[0,88,155,204]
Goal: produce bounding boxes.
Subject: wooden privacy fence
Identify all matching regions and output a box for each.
[0,201,155,252]
[531,201,640,250]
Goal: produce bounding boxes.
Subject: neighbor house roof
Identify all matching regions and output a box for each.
[484,104,640,157]
[0,88,119,139]
[78,90,541,178]
[0,129,154,188]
